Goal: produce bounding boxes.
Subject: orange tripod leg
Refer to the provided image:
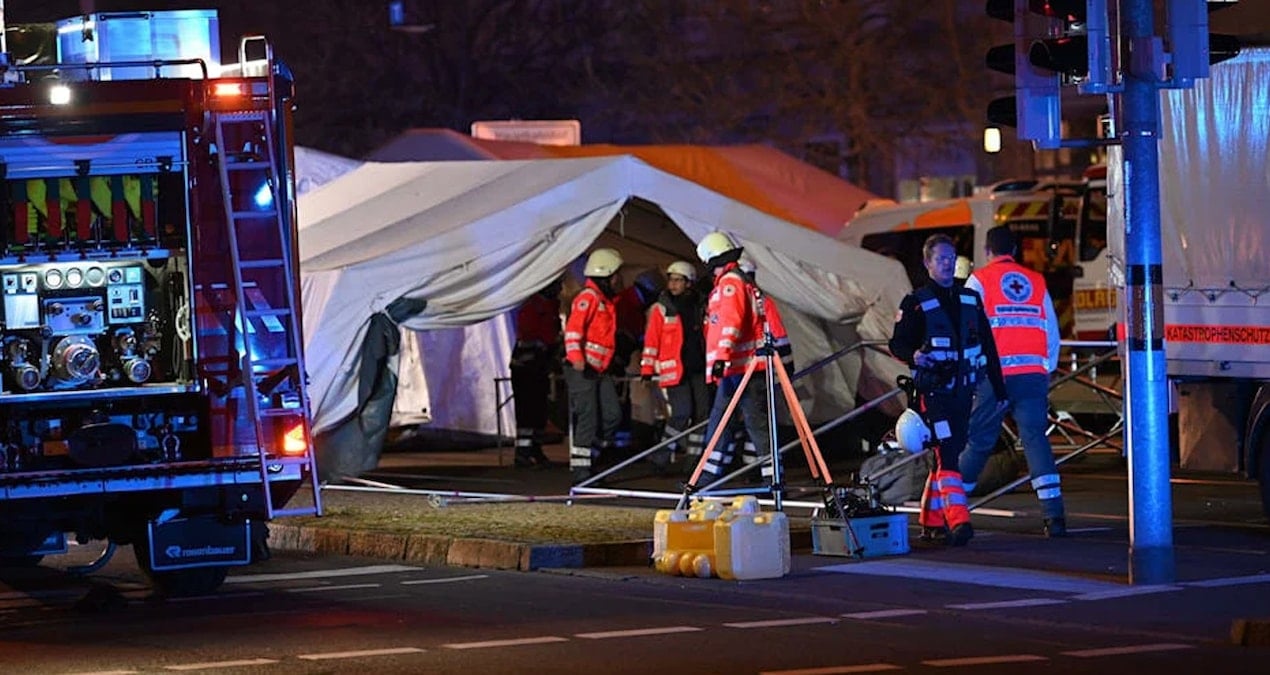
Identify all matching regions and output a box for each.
[684,358,760,489]
[773,356,834,485]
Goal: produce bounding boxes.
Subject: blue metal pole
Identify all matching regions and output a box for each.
[1120,0,1175,584]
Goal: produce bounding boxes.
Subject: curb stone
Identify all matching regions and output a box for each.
[1232,619,1270,646]
[268,524,652,571]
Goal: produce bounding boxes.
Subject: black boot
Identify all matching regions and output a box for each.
[1043,517,1067,538]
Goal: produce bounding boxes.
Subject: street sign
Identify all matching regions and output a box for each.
[470,119,581,146]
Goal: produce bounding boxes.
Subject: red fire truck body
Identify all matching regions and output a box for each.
[0,11,319,596]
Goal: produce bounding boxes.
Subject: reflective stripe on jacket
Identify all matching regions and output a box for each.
[704,264,790,383]
[564,281,616,372]
[968,255,1055,377]
[641,301,685,386]
[913,284,984,387]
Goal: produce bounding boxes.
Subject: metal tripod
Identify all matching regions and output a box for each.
[677,284,842,518]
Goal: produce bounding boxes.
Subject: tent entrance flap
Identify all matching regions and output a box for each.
[313,312,400,482]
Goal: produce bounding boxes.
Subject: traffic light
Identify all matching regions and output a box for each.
[1027,1,1113,95]
[985,0,1062,149]
[1167,0,1241,87]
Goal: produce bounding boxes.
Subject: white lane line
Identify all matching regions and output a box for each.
[576,626,703,639]
[725,617,838,629]
[166,591,266,603]
[226,564,418,584]
[1062,643,1195,658]
[400,574,490,585]
[164,658,279,671]
[923,654,1048,667]
[841,609,928,620]
[443,636,569,650]
[817,559,1120,594]
[286,583,381,593]
[947,598,1069,610]
[1183,573,1270,588]
[760,664,902,675]
[1070,585,1182,601]
[297,647,425,660]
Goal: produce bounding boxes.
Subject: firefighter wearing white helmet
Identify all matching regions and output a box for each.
[692,232,793,484]
[639,260,708,471]
[888,233,1007,547]
[563,248,626,481]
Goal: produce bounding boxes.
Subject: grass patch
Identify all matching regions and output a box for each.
[288,502,660,545]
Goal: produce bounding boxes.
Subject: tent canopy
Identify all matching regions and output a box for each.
[367,129,877,238]
[299,154,907,438]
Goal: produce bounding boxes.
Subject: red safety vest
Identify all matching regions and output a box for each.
[704,264,790,383]
[640,301,685,386]
[973,255,1050,376]
[564,280,617,372]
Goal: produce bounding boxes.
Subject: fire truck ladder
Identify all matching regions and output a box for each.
[213,108,321,519]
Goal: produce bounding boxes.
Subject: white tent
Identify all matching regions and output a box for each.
[298,155,908,475]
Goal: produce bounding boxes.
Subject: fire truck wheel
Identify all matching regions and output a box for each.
[131,539,229,598]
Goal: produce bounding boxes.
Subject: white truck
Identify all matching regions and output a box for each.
[1100,47,1270,518]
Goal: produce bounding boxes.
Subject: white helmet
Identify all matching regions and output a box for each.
[954,255,973,281]
[665,260,697,283]
[894,409,931,454]
[584,248,623,277]
[696,231,740,264]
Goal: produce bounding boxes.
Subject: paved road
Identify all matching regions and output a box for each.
[3,447,1267,674]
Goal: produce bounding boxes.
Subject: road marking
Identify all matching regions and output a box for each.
[400,574,490,585]
[760,665,902,675]
[1183,573,1270,588]
[297,647,425,660]
[226,564,419,584]
[576,626,703,639]
[286,583,382,593]
[817,559,1120,594]
[725,617,838,628]
[1070,585,1182,601]
[841,609,928,620]
[946,598,1069,610]
[443,636,569,649]
[923,654,1048,667]
[1062,643,1194,657]
[164,658,279,670]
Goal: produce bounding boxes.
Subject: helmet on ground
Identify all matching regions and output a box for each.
[894,409,931,454]
[665,260,697,283]
[696,231,740,265]
[954,255,973,281]
[584,248,623,277]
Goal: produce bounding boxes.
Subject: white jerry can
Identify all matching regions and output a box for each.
[713,504,790,581]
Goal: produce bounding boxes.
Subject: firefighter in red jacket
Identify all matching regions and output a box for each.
[640,260,708,472]
[694,232,792,484]
[509,276,563,468]
[563,248,625,481]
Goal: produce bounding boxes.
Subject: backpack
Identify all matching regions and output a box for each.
[858,439,930,506]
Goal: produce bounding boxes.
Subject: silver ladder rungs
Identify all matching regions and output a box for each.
[239,259,285,269]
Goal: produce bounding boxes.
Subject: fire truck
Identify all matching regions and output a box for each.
[0,10,320,596]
